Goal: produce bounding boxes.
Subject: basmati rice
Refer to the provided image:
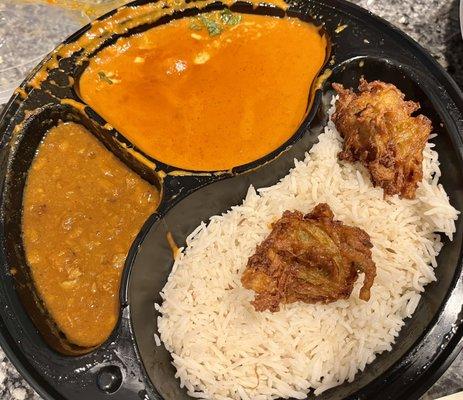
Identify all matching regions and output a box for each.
[156,103,459,400]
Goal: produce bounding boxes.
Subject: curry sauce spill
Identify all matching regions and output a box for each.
[22,122,159,347]
[79,11,327,171]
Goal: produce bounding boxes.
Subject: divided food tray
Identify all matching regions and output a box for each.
[0,0,462,399]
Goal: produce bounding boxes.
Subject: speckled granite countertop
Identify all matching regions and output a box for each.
[0,0,462,399]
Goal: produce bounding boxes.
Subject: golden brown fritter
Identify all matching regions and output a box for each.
[241,203,376,312]
[332,79,432,199]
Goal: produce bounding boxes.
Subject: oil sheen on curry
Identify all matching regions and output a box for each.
[79,11,327,171]
[22,123,159,347]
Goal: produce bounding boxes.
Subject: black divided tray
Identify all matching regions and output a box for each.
[0,0,462,399]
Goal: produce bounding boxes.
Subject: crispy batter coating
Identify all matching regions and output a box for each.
[332,79,432,199]
[241,204,376,312]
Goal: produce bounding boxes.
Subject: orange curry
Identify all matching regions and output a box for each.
[22,123,159,347]
[79,11,327,171]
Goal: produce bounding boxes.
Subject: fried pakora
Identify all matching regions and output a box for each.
[241,203,376,312]
[332,79,432,199]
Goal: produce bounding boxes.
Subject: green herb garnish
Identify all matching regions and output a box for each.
[98,71,114,85]
[220,9,241,26]
[199,15,222,36]
[189,20,202,30]
[189,11,241,36]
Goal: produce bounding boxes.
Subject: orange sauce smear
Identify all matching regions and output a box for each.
[79,12,327,171]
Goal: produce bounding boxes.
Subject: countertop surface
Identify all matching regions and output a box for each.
[0,0,462,399]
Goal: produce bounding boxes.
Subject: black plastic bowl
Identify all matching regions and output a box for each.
[0,0,462,399]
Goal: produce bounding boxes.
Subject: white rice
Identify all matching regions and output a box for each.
[156,102,459,400]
